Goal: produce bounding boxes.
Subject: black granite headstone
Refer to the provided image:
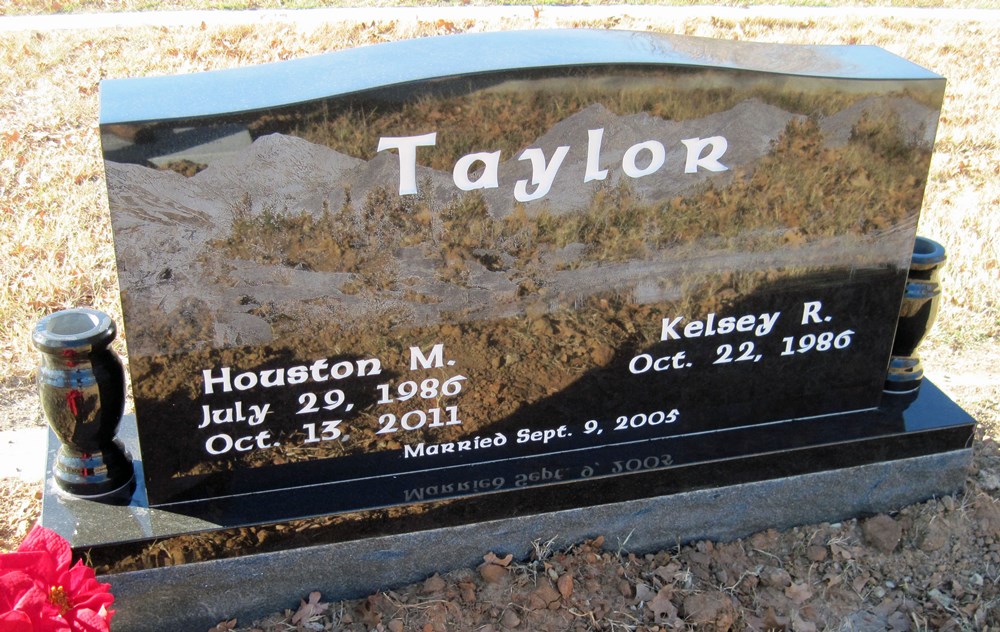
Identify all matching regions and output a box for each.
[47,32,974,588]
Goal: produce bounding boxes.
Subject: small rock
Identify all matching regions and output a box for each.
[806,544,828,562]
[501,609,521,628]
[887,611,910,630]
[951,580,966,598]
[918,520,949,552]
[635,582,657,603]
[458,580,477,603]
[762,607,790,630]
[387,620,404,632]
[618,579,633,598]
[979,470,1000,491]
[791,611,818,632]
[557,573,574,600]
[530,317,554,336]
[759,566,792,588]
[928,588,953,609]
[533,583,560,608]
[479,563,508,584]
[422,574,446,594]
[862,514,903,553]
[975,498,1000,537]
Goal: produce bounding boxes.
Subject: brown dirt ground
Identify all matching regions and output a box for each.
[222,440,1000,631]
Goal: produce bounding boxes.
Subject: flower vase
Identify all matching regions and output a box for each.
[33,308,134,502]
[884,237,946,395]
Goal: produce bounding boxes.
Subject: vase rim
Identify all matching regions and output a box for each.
[912,236,946,266]
[33,308,116,353]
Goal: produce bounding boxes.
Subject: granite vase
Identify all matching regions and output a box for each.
[885,237,946,394]
[33,308,134,501]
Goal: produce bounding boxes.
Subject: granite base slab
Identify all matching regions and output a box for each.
[38,378,974,630]
[104,448,969,631]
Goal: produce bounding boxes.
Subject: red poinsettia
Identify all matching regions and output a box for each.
[0,525,114,632]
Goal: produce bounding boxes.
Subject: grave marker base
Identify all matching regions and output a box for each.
[41,377,974,631]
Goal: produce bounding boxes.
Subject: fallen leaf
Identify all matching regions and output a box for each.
[653,561,682,583]
[791,611,818,632]
[649,587,678,621]
[291,592,328,625]
[785,582,814,604]
[483,551,513,567]
[830,542,853,560]
[852,575,870,594]
[359,595,382,627]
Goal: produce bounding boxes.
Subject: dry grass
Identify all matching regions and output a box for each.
[0,478,41,550]
[3,0,1000,18]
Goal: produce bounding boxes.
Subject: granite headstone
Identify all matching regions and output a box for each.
[39,29,974,630]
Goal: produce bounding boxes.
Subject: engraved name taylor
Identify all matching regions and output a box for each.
[377,130,730,200]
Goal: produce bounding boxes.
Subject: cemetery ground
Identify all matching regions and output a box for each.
[1,6,998,631]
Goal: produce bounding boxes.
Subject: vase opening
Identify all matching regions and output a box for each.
[911,236,946,267]
[47,311,103,338]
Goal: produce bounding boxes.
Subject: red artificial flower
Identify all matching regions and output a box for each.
[0,525,114,632]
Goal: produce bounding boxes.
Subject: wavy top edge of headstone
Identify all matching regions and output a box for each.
[99,29,943,125]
